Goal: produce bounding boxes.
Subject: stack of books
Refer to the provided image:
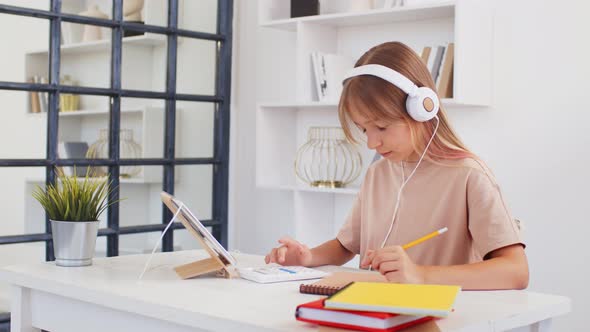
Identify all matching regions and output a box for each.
[420,43,455,98]
[295,279,461,332]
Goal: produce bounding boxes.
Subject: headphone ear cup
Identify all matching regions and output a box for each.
[406,87,440,122]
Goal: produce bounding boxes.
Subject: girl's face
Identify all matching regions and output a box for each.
[349,110,418,162]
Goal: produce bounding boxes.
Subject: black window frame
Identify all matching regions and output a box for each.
[0,0,233,327]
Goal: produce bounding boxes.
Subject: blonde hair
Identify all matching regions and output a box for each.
[338,42,475,162]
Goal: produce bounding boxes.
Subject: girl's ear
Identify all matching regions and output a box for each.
[406,87,439,122]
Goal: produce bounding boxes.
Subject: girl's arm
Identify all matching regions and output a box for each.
[309,238,356,267]
[265,237,355,267]
[363,244,529,290]
[421,244,529,289]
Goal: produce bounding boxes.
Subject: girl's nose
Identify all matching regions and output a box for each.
[366,132,381,150]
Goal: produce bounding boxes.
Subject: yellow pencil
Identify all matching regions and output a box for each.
[402,227,448,250]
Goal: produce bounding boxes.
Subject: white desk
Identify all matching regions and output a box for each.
[0,250,570,332]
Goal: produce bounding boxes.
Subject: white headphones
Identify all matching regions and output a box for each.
[343,64,439,122]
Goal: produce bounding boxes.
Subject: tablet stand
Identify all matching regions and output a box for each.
[161,192,237,279]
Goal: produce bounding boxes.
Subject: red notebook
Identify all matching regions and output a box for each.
[295,299,433,332]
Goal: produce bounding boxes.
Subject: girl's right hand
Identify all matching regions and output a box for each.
[264,237,313,266]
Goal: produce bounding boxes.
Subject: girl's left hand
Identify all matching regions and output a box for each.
[360,246,426,284]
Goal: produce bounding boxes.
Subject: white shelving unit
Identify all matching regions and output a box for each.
[256,0,492,247]
[27,106,171,183]
[26,35,166,57]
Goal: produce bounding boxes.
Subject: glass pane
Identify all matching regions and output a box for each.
[63,1,169,27]
[118,165,163,227]
[121,98,166,160]
[122,33,167,92]
[61,21,111,46]
[178,0,218,34]
[173,164,214,252]
[61,1,111,19]
[60,23,112,89]
[0,90,47,159]
[176,38,217,96]
[0,167,45,236]
[0,0,49,10]
[175,165,213,220]
[0,13,48,84]
[57,94,109,177]
[176,101,215,158]
[132,0,168,27]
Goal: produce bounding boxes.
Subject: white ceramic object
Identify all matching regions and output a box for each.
[79,5,108,42]
[124,0,145,22]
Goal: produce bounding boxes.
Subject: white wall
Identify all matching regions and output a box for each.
[230,1,590,330]
[0,0,50,312]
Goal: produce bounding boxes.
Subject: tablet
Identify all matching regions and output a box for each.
[161,192,237,266]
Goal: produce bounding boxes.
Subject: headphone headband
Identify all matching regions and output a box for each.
[343,64,418,96]
[342,63,439,122]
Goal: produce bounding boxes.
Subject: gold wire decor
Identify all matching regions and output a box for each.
[294,127,362,188]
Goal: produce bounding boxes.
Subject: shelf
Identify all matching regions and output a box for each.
[28,108,144,118]
[258,98,486,110]
[26,35,166,56]
[26,176,160,185]
[260,2,455,31]
[258,184,359,195]
[258,101,339,109]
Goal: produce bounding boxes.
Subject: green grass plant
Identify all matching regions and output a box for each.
[32,167,120,221]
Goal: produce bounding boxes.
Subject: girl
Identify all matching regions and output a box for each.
[264,42,528,290]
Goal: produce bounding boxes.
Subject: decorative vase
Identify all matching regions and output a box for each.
[86,129,142,178]
[294,127,362,188]
[51,219,100,267]
[79,5,109,42]
[123,0,145,37]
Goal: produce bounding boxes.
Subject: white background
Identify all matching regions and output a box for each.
[0,1,588,330]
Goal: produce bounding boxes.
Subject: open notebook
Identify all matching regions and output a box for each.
[299,271,387,295]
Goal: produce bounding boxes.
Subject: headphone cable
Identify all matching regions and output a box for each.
[368,116,440,271]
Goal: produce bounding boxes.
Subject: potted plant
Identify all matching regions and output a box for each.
[32,168,120,267]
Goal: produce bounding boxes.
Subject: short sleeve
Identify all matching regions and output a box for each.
[336,190,362,255]
[467,169,524,258]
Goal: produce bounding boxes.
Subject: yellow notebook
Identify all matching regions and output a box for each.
[324,282,461,318]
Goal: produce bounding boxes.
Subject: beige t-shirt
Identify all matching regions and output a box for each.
[337,158,523,266]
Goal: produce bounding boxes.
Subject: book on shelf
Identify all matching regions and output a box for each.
[324,282,461,318]
[33,75,48,113]
[28,77,40,114]
[296,298,434,332]
[299,271,387,296]
[426,45,445,84]
[420,43,454,98]
[311,51,355,102]
[435,42,454,98]
[420,46,432,65]
[58,142,90,177]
